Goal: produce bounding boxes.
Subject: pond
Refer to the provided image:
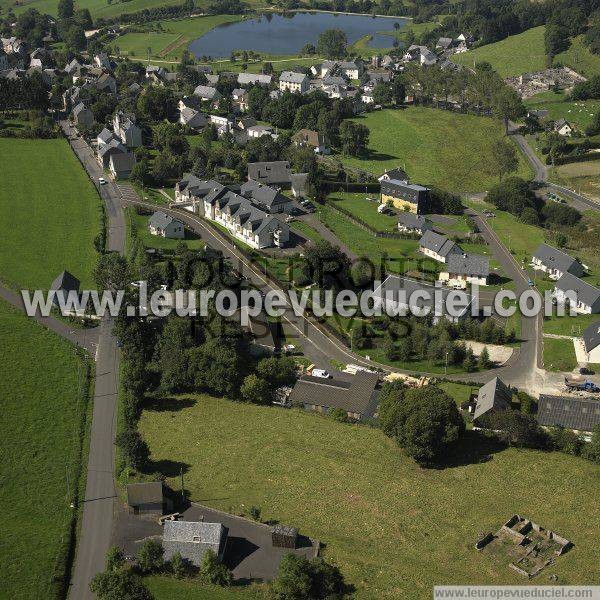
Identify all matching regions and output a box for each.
[188,12,407,58]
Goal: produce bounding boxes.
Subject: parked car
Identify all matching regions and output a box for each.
[98,177,107,185]
[579,367,596,376]
[312,369,332,379]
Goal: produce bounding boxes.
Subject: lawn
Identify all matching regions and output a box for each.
[543,337,578,372]
[145,576,264,599]
[138,393,600,599]
[328,192,398,231]
[525,93,600,131]
[316,203,425,276]
[555,35,600,78]
[114,15,242,61]
[341,108,532,193]
[0,299,90,600]
[452,26,546,77]
[0,139,102,291]
[127,208,205,252]
[1,0,268,18]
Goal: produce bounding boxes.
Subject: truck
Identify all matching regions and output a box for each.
[564,377,600,392]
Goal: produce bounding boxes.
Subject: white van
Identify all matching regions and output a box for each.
[312,369,332,379]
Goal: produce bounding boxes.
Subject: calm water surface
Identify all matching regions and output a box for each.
[188,12,407,58]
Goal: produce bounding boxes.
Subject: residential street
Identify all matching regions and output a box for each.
[60,125,581,597]
[61,121,126,600]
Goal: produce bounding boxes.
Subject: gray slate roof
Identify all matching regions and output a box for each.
[397,212,429,230]
[163,521,227,565]
[373,274,472,318]
[109,152,136,173]
[247,161,292,185]
[582,321,600,353]
[149,211,176,229]
[533,243,584,276]
[538,395,600,432]
[240,180,290,211]
[237,72,272,85]
[473,377,512,421]
[279,71,308,84]
[193,85,220,100]
[288,370,379,418]
[555,272,600,308]
[419,230,461,258]
[445,253,490,277]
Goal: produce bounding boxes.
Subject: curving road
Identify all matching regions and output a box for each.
[63,123,561,597]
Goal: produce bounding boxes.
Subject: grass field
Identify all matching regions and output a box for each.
[525,92,600,131]
[146,576,264,599]
[1,0,268,18]
[0,299,89,600]
[127,209,205,251]
[114,15,242,61]
[452,26,546,77]
[138,393,600,600]
[341,108,533,193]
[316,203,423,274]
[555,35,600,78]
[0,139,101,291]
[543,337,578,372]
[327,192,398,231]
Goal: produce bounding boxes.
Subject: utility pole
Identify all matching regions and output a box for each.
[180,467,185,504]
[445,351,449,375]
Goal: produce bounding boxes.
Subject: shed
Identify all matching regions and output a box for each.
[126,481,171,515]
[272,525,298,549]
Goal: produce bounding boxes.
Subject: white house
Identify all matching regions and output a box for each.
[582,322,600,363]
[531,243,585,280]
[320,60,363,80]
[148,211,185,239]
[554,118,573,136]
[439,253,490,288]
[246,124,276,139]
[553,272,600,314]
[113,111,142,148]
[418,230,462,263]
[279,71,309,94]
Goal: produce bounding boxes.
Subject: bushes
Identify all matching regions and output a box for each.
[487,177,539,217]
[541,202,581,227]
[380,385,465,466]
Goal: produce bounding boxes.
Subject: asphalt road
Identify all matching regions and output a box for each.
[61,126,559,597]
[0,284,99,353]
[61,121,126,600]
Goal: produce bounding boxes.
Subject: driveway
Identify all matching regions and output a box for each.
[111,502,318,582]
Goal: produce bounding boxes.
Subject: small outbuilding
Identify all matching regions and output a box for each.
[50,270,80,308]
[272,525,298,549]
[126,481,172,516]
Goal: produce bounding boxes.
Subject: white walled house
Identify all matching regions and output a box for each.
[439,253,490,288]
[148,211,185,239]
[582,322,600,363]
[279,71,309,94]
[553,272,600,314]
[174,178,290,249]
[531,243,585,280]
[419,230,462,263]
